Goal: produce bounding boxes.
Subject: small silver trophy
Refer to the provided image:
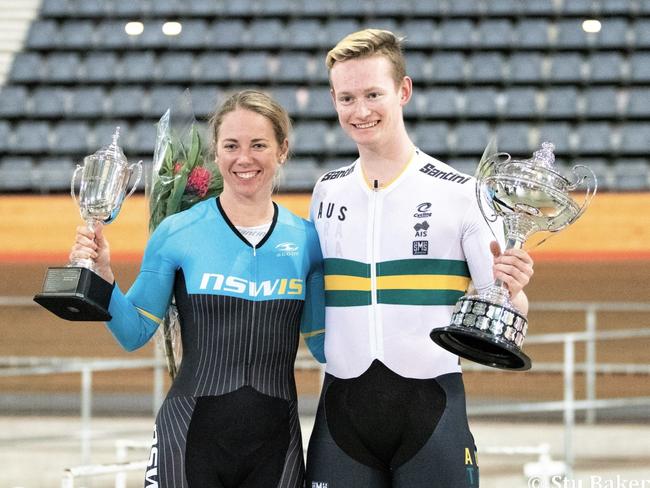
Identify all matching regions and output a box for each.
[430,141,597,371]
[34,128,142,321]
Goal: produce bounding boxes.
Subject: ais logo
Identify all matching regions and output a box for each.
[199,273,303,297]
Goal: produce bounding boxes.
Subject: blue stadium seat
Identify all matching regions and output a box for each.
[486,0,522,15]
[635,19,650,48]
[69,87,106,117]
[9,53,44,82]
[150,0,180,15]
[60,20,94,48]
[323,19,361,46]
[430,53,466,83]
[108,87,146,117]
[32,158,76,192]
[401,20,436,49]
[405,52,431,82]
[330,125,359,154]
[13,121,51,153]
[0,86,29,117]
[416,88,461,118]
[93,121,130,150]
[275,53,314,83]
[612,160,650,190]
[264,0,296,16]
[619,123,650,154]
[113,0,150,16]
[630,53,650,81]
[194,53,232,82]
[175,20,209,48]
[373,0,412,16]
[206,20,247,49]
[447,158,478,176]
[560,0,596,14]
[156,52,194,82]
[297,0,333,15]
[303,87,333,117]
[495,123,533,155]
[508,53,544,82]
[584,87,621,118]
[602,0,635,13]
[0,157,34,191]
[121,52,156,82]
[502,88,539,117]
[414,122,450,154]
[285,20,325,49]
[515,19,551,48]
[187,0,220,15]
[454,122,492,154]
[293,122,330,153]
[626,88,650,118]
[40,0,70,16]
[129,121,157,154]
[224,0,259,15]
[556,19,592,48]
[587,53,626,82]
[138,21,171,49]
[73,0,108,16]
[52,121,92,153]
[549,53,585,83]
[235,53,273,82]
[536,123,572,153]
[95,21,132,49]
[437,19,476,48]
[477,19,515,48]
[26,20,59,49]
[467,52,506,83]
[367,19,399,36]
[0,121,11,152]
[31,87,69,117]
[463,88,500,117]
[544,87,580,118]
[148,86,189,118]
[576,123,614,154]
[271,87,301,116]
[81,52,118,82]
[279,158,320,192]
[45,53,81,82]
[596,19,630,48]
[447,0,484,15]
[248,19,286,48]
[522,0,557,14]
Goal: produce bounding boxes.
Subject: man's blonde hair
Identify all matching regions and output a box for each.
[326,28,406,86]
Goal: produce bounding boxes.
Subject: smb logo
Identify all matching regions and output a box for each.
[312,483,329,488]
[275,242,299,256]
[413,240,429,255]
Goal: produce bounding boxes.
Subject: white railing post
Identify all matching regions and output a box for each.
[563,336,575,476]
[80,366,93,470]
[585,306,598,424]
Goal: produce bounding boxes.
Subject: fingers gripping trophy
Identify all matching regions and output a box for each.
[34,128,142,321]
[430,141,597,371]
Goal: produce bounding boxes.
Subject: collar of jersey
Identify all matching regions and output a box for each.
[215,196,279,249]
[357,148,418,193]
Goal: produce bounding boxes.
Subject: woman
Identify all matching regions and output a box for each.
[71,90,325,488]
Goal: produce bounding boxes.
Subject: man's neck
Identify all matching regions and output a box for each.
[358,133,416,187]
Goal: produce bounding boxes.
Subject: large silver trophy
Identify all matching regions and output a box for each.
[430,141,596,371]
[34,128,142,321]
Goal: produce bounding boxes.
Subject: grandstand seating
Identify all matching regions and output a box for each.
[0,0,648,191]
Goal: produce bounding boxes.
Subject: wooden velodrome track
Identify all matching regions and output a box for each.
[1,193,649,404]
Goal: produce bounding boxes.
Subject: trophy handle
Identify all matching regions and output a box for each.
[475,152,511,224]
[566,164,598,226]
[125,160,143,198]
[70,164,83,206]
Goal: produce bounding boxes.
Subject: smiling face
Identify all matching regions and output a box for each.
[215,108,288,202]
[330,54,412,151]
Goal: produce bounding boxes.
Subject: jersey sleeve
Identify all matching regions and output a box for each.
[460,186,506,293]
[106,218,180,351]
[300,224,326,363]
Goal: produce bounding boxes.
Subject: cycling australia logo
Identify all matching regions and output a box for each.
[414,202,432,218]
[276,242,299,257]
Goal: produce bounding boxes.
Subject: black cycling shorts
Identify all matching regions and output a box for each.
[306,360,479,487]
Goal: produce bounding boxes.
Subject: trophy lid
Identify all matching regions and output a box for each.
[93,127,127,164]
[529,141,556,169]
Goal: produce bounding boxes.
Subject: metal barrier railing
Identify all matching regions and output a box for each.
[2,297,649,480]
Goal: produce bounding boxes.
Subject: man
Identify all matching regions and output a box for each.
[306,29,534,487]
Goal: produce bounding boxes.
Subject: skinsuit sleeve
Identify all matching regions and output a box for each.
[105,216,181,352]
[300,223,326,363]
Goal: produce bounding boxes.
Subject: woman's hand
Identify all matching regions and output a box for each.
[69,222,115,284]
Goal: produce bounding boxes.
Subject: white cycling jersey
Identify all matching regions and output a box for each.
[310,149,505,379]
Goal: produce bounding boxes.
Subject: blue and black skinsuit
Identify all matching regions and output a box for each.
[106,197,325,488]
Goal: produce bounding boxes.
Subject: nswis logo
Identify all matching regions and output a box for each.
[199,273,303,297]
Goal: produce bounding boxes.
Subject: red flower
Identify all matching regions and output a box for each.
[186,166,211,197]
[173,162,183,174]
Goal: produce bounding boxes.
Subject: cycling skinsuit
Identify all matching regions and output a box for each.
[107,197,325,488]
[306,150,503,487]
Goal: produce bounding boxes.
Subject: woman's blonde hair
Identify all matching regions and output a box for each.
[326,28,406,86]
[208,89,291,155]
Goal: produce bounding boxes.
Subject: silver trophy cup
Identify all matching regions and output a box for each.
[430,142,597,370]
[34,127,142,321]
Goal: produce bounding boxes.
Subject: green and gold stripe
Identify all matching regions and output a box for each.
[324,257,470,307]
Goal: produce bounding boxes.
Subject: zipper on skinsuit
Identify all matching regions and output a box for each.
[245,244,257,385]
[369,179,383,360]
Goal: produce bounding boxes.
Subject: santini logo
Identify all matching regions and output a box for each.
[199,273,303,296]
[275,242,299,256]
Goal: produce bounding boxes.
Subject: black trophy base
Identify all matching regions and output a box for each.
[34,266,113,321]
[430,297,532,371]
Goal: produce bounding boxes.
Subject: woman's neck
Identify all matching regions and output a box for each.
[219,191,274,227]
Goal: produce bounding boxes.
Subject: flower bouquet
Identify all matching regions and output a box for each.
[148,91,223,378]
